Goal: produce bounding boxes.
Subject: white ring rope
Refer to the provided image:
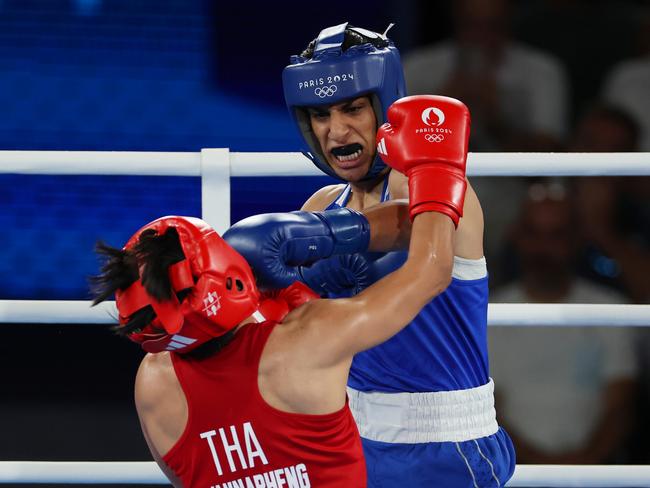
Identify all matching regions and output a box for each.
[0,301,648,327]
[508,465,650,487]
[0,150,648,176]
[0,461,166,484]
[0,462,648,486]
[0,150,202,176]
[488,303,650,327]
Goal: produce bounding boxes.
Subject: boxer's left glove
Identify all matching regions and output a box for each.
[223,208,370,290]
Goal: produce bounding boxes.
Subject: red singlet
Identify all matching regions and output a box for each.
[163,321,366,488]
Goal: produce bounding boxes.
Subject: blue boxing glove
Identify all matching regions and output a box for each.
[223,208,370,290]
[299,250,407,298]
[299,253,372,298]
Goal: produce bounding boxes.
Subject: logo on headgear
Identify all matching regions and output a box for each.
[425,134,444,143]
[314,85,338,98]
[165,334,198,352]
[202,291,221,317]
[377,137,388,156]
[421,107,445,127]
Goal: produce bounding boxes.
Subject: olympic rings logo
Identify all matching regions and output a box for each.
[314,85,338,98]
[425,134,444,143]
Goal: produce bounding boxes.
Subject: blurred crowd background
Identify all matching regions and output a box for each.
[0,0,648,485]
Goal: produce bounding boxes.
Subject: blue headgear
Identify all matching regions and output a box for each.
[283,22,407,182]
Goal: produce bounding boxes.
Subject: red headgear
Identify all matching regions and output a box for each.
[115,216,262,354]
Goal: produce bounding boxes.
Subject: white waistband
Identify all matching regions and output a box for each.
[347,379,498,443]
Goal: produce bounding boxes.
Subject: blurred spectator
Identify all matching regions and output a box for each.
[403,0,570,152]
[489,183,637,464]
[572,104,649,304]
[571,103,650,462]
[637,328,650,463]
[602,9,650,151]
[514,0,639,122]
[403,0,571,288]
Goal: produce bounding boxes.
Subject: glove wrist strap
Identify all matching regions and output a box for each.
[315,207,371,254]
[408,165,467,227]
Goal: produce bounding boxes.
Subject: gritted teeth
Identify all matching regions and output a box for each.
[331,143,363,161]
[331,143,362,156]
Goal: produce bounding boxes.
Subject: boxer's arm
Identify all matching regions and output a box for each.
[302,180,411,251]
[455,181,484,259]
[286,211,454,364]
[389,144,484,259]
[363,200,411,252]
[387,167,408,200]
[134,353,185,487]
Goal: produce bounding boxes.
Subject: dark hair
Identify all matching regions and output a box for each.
[90,242,138,306]
[134,227,186,301]
[300,25,389,59]
[90,227,188,337]
[90,241,146,337]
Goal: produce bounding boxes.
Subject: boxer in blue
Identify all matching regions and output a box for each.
[227,24,515,487]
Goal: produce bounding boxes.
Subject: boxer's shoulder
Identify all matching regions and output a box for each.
[301,184,347,211]
[455,181,485,259]
[136,352,178,407]
[135,352,187,458]
[387,169,408,199]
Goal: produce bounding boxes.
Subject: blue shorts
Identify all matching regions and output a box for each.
[362,427,516,488]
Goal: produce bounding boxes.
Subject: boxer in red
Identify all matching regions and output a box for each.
[92,95,467,488]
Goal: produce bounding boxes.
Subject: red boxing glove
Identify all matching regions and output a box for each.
[376,95,470,226]
[258,294,290,323]
[259,282,319,322]
[277,281,319,309]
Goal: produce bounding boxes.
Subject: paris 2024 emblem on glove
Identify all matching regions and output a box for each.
[376,95,470,227]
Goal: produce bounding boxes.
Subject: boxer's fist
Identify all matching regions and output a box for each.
[276,281,319,309]
[376,95,470,226]
[223,208,370,290]
[299,250,406,298]
[299,253,372,298]
[259,282,319,322]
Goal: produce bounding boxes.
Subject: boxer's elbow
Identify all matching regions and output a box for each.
[406,212,455,297]
[408,249,453,301]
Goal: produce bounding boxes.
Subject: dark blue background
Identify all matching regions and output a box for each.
[0,0,394,299]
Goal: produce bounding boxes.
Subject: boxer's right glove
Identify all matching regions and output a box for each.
[376,95,470,226]
[299,253,372,298]
[223,208,370,290]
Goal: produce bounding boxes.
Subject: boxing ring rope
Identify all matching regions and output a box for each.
[2,149,650,486]
[1,300,649,327]
[1,150,648,176]
[0,461,649,486]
